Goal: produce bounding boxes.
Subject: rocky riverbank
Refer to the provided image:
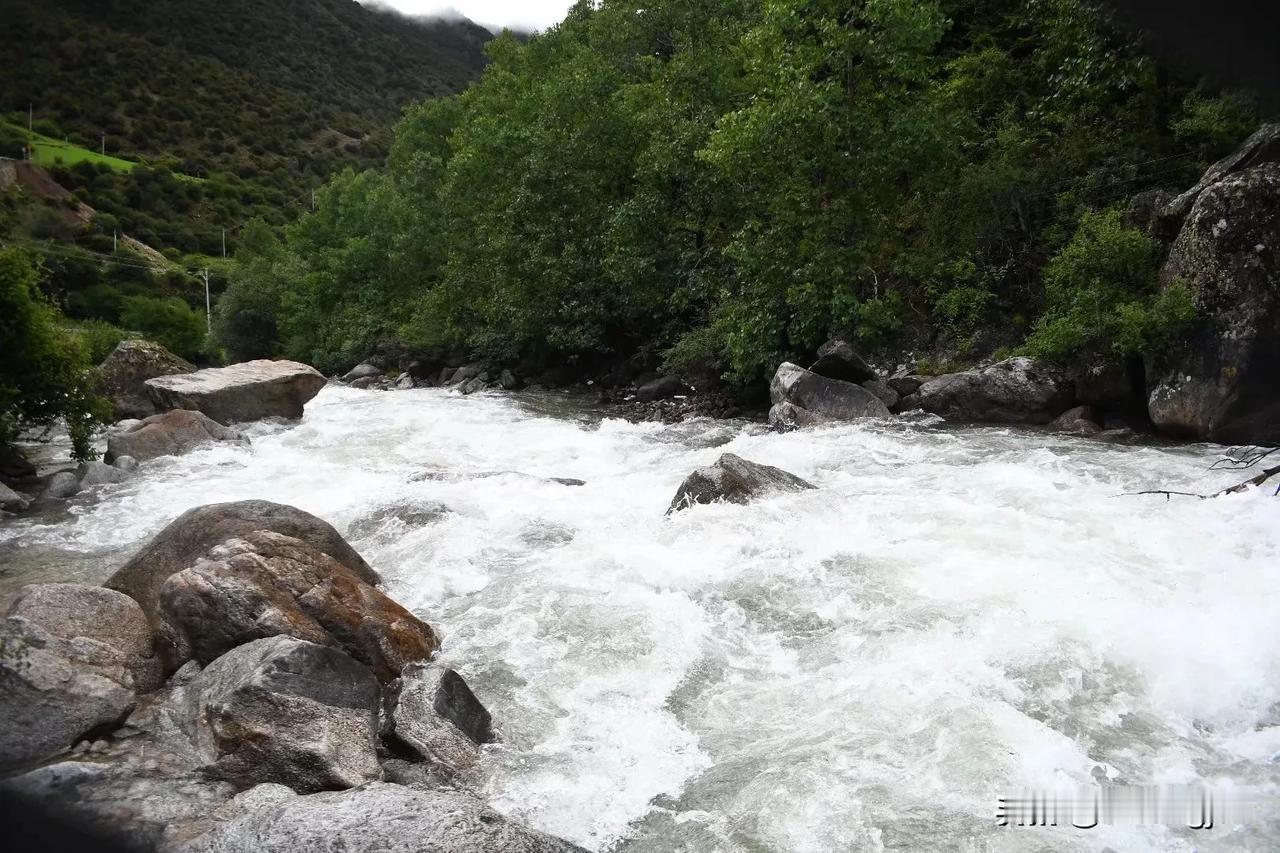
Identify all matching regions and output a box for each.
[321,124,1280,449]
[0,499,586,853]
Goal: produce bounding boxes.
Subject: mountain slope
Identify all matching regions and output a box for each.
[0,0,492,246]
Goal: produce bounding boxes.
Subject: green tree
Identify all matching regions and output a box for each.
[0,249,110,461]
[212,218,287,362]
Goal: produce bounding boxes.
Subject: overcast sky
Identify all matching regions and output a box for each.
[373,1,576,31]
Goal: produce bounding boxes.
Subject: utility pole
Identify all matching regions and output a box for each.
[221,229,226,258]
[112,230,117,252]
[202,268,211,333]
[101,132,105,156]
[310,189,315,211]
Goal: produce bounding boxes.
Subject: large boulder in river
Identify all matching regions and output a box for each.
[176,782,589,853]
[97,339,196,420]
[105,409,248,464]
[669,452,814,513]
[1146,163,1280,445]
[912,357,1073,424]
[769,362,891,427]
[159,530,439,682]
[809,339,877,384]
[185,637,382,792]
[146,359,326,423]
[107,501,380,667]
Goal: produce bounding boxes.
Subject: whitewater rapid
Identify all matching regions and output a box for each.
[3,386,1279,852]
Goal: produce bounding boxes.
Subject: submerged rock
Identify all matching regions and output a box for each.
[175,782,589,853]
[106,500,380,669]
[347,500,451,542]
[1147,162,1280,445]
[914,357,1073,425]
[669,452,815,513]
[159,530,439,682]
[105,409,248,464]
[769,362,891,426]
[185,637,382,792]
[97,339,196,420]
[146,360,326,423]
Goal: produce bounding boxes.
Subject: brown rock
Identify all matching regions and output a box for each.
[160,530,439,682]
[106,501,380,669]
[105,409,247,464]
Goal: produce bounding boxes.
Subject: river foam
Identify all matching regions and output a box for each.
[3,386,1278,851]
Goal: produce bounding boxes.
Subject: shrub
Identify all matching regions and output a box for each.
[120,295,207,360]
[1024,208,1189,362]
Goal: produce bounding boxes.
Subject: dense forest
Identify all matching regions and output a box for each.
[215,0,1258,388]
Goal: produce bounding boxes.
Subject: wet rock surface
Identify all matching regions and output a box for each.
[106,500,381,669]
[669,452,815,512]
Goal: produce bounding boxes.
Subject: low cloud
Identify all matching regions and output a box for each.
[363,1,572,32]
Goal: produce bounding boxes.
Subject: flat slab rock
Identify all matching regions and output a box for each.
[146,360,326,424]
[669,452,814,513]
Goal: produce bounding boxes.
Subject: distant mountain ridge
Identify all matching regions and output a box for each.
[0,0,493,249]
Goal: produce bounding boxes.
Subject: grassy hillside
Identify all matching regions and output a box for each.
[3,122,138,173]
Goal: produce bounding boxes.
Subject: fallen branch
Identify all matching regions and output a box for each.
[1119,461,1280,500]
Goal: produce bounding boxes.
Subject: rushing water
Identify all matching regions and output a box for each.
[3,386,1280,852]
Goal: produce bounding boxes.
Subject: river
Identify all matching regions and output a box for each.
[2,386,1278,852]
